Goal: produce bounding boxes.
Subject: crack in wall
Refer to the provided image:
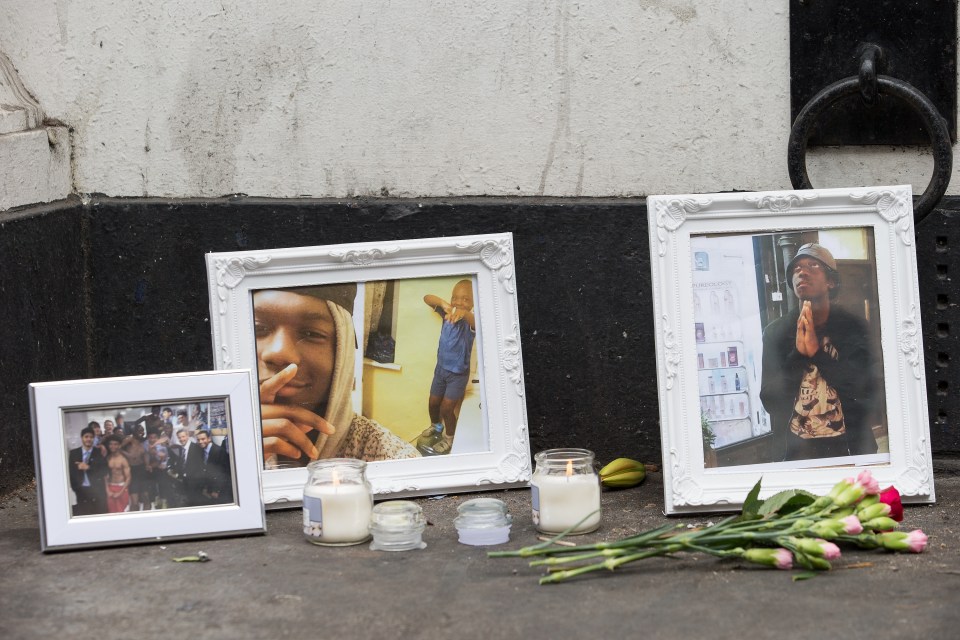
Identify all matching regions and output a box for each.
[538,1,572,196]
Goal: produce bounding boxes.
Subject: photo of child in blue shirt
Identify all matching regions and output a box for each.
[416,279,476,455]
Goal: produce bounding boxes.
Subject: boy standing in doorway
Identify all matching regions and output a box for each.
[417,280,476,456]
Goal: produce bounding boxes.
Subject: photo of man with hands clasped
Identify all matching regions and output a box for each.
[693,228,889,470]
[253,284,419,469]
[760,242,882,462]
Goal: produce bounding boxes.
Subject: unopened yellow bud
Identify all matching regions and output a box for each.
[599,458,647,489]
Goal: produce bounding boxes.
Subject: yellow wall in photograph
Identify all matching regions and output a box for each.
[362,275,477,445]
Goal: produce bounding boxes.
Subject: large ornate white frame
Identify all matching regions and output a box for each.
[648,185,935,515]
[206,233,531,506]
[30,370,265,551]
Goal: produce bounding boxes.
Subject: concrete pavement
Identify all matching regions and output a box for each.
[2,461,959,639]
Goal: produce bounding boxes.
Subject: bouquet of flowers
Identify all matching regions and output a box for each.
[491,470,927,584]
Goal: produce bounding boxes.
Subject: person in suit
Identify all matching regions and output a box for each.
[196,430,231,504]
[180,430,208,507]
[164,429,190,506]
[166,430,185,473]
[68,424,107,516]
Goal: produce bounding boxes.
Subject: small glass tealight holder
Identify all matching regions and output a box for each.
[530,448,601,535]
[302,459,373,546]
[369,500,427,552]
[454,498,512,546]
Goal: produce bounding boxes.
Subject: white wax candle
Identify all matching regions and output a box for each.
[531,473,601,534]
[303,482,373,544]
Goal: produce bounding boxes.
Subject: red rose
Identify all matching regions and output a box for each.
[879,486,904,522]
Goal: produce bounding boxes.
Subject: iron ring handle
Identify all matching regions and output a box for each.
[788,74,953,225]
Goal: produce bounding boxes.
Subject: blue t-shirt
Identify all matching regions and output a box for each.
[435,308,475,374]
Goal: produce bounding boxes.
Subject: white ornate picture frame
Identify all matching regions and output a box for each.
[648,185,935,514]
[29,370,265,551]
[206,233,531,506]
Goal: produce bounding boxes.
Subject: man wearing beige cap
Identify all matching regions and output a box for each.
[759,243,879,462]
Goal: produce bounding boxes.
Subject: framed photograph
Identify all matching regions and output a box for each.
[648,185,935,514]
[29,370,265,551]
[206,233,531,506]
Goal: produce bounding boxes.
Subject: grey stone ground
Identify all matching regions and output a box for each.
[2,462,959,640]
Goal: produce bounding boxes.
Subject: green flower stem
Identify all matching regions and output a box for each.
[529,548,629,567]
[647,530,784,548]
[721,513,824,533]
[488,522,679,558]
[538,545,682,584]
[834,533,880,548]
[680,542,744,559]
[501,510,602,555]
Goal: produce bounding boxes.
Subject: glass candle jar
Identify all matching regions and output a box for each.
[530,448,601,535]
[302,459,373,546]
[454,498,512,546]
[369,500,427,551]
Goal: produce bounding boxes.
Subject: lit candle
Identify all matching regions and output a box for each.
[303,459,373,546]
[530,449,601,535]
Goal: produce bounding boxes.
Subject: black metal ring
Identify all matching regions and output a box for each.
[788,74,953,225]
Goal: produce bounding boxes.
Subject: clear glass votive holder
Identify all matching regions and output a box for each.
[302,459,373,546]
[454,498,513,546]
[369,500,427,551]
[530,448,601,535]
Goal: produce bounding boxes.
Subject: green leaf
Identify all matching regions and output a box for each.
[738,478,764,521]
[792,571,818,582]
[758,489,817,517]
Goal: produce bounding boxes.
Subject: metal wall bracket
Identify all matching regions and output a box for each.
[790,0,957,146]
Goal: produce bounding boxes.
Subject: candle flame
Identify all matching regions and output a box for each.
[332,468,341,486]
[565,459,573,477]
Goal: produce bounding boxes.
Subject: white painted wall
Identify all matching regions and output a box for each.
[0,1,955,202]
[0,127,70,210]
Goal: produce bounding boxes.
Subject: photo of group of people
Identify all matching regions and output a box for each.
[691,227,891,470]
[63,400,234,517]
[252,274,486,469]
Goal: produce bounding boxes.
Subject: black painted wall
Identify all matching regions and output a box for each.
[0,204,89,492]
[2,196,957,494]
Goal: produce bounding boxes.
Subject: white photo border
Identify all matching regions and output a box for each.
[648,185,935,514]
[30,370,265,551]
[206,232,531,506]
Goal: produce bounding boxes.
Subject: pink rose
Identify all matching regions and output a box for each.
[879,486,904,522]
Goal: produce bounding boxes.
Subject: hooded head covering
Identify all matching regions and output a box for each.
[274,284,358,459]
[291,284,357,315]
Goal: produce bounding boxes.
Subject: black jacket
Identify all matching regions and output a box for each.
[759,305,879,461]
